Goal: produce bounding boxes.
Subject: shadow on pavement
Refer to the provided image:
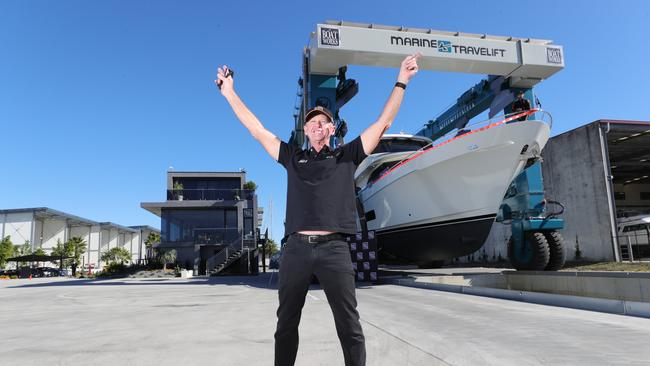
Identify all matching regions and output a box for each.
[6,271,381,291]
[6,272,279,290]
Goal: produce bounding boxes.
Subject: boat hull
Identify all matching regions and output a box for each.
[357,120,550,263]
[377,214,496,263]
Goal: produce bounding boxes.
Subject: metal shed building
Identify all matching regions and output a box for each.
[479,119,650,263]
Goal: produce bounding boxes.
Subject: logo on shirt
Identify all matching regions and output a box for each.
[298,159,309,164]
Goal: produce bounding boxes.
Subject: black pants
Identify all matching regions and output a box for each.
[274,235,366,366]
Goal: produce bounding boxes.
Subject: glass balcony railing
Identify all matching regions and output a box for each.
[167,189,255,201]
[193,228,240,245]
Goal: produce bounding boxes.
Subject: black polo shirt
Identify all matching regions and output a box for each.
[278,136,368,236]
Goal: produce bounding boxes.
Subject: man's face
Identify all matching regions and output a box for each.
[304,113,335,144]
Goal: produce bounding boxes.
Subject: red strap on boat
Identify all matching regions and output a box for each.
[372,109,540,185]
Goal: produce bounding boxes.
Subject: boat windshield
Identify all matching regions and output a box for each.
[372,138,429,154]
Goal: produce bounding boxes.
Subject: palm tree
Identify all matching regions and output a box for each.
[51,239,69,269]
[157,249,177,271]
[101,247,131,265]
[264,238,279,256]
[67,236,87,276]
[144,232,161,260]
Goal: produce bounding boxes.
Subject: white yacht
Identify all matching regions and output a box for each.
[354,112,551,266]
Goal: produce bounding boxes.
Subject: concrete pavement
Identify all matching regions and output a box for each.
[1,274,649,365]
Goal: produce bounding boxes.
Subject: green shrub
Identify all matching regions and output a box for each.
[157,249,177,270]
[0,236,14,268]
[97,262,128,277]
[101,247,131,265]
[147,258,164,270]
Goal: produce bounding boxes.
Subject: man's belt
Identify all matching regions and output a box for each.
[291,233,347,244]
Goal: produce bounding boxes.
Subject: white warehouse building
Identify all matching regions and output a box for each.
[0,207,159,271]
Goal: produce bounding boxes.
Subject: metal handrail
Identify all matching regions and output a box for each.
[406,109,549,162]
[205,231,244,274]
[167,188,255,201]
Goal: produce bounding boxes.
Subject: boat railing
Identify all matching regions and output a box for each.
[369,109,551,187]
[430,108,551,146]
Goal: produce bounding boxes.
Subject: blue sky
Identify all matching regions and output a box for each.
[2,0,649,242]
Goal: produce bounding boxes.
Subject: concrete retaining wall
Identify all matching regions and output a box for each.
[385,271,650,318]
[402,270,650,302]
[504,271,650,302]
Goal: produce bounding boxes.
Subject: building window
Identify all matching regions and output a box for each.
[172,177,242,200]
[641,192,650,200]
[162,209,238,244]
[225,209,238,228]
[243,209,254,239]
[614,192,626,200]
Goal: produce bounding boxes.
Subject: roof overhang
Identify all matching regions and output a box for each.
[99,222,138,233]
[140,200,242,217]
[0,207,99,227]
[128,225,161,233]
[600,120,650,185]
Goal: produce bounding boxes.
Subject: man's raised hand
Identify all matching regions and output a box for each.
[397,53,421,85]
[215,65,234,96]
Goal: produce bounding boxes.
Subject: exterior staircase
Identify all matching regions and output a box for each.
[207,241,244,276]
[206,236,258,276]
[208,249,243,275]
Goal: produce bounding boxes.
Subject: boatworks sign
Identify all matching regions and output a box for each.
[390,36,507,58]
[321,27,340,46]
[546,47,562,64]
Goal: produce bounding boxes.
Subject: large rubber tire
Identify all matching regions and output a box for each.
[508,232,550,271]
[544,231,566,271]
